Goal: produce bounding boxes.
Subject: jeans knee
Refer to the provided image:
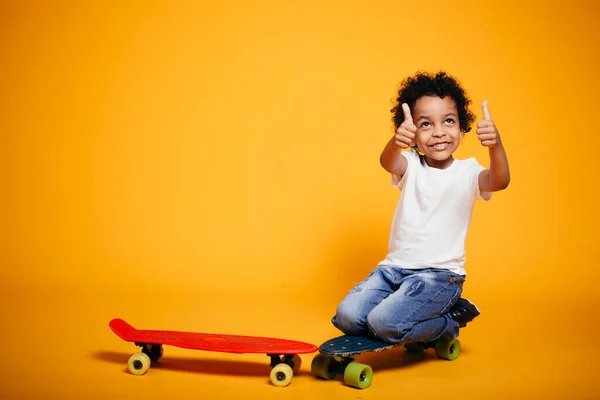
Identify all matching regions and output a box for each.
[367,310,412,343]
[333,303,367,335]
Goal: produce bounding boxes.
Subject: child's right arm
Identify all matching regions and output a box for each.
[380,103,416,179]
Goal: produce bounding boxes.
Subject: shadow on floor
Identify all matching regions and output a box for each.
[93,350,304,377]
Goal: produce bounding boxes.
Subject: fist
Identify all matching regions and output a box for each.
[476,100,501,147]
[395,103,417,148]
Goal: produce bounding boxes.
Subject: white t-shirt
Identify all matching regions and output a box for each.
[378,148,491,275]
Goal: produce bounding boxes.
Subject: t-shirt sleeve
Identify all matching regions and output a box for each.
[391,148,419,189]
[469,160,493,201]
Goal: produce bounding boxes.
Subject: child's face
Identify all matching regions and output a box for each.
[412,95,463,168]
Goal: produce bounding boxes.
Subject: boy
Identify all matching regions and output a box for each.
[332,71,510,344]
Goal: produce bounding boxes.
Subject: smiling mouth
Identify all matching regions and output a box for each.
[430,142,450,150]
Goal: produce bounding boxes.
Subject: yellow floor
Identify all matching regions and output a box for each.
[1,287,595,399]
[3,1,599,399]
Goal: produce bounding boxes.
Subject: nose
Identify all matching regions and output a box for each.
[433,129,445,137]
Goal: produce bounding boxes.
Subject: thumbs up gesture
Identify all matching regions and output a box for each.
[395,103,417,149]
[476,100,501,147]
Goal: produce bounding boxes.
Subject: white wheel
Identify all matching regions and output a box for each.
[128,352,151,375]
[288,354,302,374]
[270,363,294,387]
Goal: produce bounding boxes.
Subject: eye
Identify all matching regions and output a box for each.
[445,118,455,124]
[420,121,431,128]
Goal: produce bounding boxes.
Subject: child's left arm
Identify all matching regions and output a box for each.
[477,100,511,192]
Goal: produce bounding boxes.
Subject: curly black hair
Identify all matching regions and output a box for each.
[391,71,475,133]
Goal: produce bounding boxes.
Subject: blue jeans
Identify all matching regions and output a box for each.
[332,265,464,344]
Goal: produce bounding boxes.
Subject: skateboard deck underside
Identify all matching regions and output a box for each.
[110,318,317,354]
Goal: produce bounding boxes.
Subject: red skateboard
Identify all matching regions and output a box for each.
[109,318,317,387]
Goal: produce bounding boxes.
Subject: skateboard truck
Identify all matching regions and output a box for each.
[268,354,300,369]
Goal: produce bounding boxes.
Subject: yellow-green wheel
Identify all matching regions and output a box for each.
[435,338,461,361]
[343,362,373,389]
[311,354,336,380]
[270,363,293,387]
[127,352,151,375]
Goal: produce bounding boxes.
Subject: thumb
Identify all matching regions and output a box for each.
[482,100,492,121]
[402,103,414,125]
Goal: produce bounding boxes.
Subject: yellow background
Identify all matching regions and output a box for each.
[2,0,598,398]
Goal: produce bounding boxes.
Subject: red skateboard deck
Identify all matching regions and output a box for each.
[109,318,317,387]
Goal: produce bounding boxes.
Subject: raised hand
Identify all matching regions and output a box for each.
[476,100,501,147]
[476,99,510,192]
[395,103,417,148]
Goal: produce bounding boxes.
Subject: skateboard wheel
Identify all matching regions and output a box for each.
[434,338,460,361]
[344,362,373,389]
[128,352,151,375]
[270,363,293,387]
[287,354,302,374]
[311,354,337,380]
